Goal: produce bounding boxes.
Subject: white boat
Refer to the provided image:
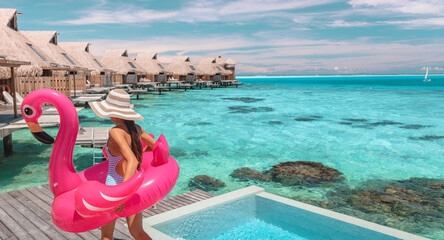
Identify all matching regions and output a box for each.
[423,66,431,82]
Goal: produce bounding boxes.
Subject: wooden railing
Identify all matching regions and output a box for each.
[0,75,86,98]
[113,74,123,85]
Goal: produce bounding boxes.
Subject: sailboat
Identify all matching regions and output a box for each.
[423,66,431,82]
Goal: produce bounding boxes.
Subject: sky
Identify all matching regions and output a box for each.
[2,0,444,75]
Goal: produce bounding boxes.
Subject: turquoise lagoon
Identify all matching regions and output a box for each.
[0,75,443,239]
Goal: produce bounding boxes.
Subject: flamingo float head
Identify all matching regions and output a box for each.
[21,89,58,144]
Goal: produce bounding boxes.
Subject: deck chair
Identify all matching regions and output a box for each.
[2,91,22,106]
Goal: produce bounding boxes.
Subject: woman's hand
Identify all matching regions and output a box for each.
[114,203,125,213]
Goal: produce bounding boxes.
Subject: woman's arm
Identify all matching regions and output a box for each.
[138,126,156,151]
[109,128,139,182]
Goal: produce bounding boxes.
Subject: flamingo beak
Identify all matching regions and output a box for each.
[27,122,54,144]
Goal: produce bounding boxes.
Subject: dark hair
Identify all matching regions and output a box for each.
[123,120,142,170]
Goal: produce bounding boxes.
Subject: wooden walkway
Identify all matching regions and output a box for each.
[0,185,215,239]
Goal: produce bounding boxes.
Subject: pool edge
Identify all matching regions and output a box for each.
[143,185,264,227]
[143,186,430,240]
[257,192,430,240]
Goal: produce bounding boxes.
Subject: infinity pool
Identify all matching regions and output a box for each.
[145,187,426,240]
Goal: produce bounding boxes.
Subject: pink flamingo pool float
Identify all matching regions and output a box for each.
[21,89,179,232]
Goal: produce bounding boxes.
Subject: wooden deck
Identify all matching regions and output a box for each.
[76,127,112,147]
[0,185,215,239]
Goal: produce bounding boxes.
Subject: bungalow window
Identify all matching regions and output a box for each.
[157,63,165,70]
[216,66,222,71]
[94,59,103,68]
[8,16,17,30]
[62,53,75,65]
[50,35,57,45]
[189,65,196,71]
[128,62,137,69]
[27,44,46,61]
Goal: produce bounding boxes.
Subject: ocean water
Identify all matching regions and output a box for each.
[0,75,443,238]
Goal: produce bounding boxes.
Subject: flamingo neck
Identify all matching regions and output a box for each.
[43,91,82,197]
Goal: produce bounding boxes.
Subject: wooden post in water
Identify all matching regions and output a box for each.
[3,134,12,157]
[73,71,77,97]
[11,67,18,118]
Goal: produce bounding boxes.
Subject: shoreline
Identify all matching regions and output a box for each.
[237,74,444,78]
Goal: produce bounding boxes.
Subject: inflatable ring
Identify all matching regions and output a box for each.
[0,84,11,98]
[21,89,179,232]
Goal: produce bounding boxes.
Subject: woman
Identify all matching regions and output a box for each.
[89,89,155,240]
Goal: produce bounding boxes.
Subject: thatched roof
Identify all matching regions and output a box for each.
[165,56,201,76]
[197,57,226,75]
[225,58,236,65]
[21,31,87,71]
[0,8,53,78]
[214,56,226,66]
[100,49,145,75]
[134,52,170,75]
[213,56,234,74]
[59,42,114,74]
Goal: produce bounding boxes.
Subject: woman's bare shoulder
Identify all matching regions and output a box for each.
[109,127,127,139]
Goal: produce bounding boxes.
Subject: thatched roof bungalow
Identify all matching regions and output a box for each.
[212,56,236,80]
[0,9,55,79]
[165,56,200,82]
[20,31,88,72]
[197,57,228,81]
[59,42,116,86]
[134,52,170,82]
[59,42,113,74]
[225,58,237,66]
[100,49,145,84]
[214,56,235,74]
[224,57,236,80]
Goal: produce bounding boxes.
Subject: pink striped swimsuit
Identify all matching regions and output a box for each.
[105,143,124,185]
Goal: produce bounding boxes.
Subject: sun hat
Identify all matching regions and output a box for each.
[88,89,144,121]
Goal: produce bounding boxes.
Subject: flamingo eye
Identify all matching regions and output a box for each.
[24,108,33,115]
[22,105,36,118]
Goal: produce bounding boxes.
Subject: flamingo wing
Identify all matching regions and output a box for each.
[152,134,170,166]
[74,171,144,217]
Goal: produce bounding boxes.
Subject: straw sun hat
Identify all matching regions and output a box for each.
[88,89,144,121]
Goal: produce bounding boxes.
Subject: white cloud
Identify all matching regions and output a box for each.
[56,0,341,25]
[349,0,444,15]
[59,8,178,25]
[328,20,373,27]
[383,18,444,28]
[219,0,340,15]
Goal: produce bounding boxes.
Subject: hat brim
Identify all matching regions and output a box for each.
[89,101,144,121]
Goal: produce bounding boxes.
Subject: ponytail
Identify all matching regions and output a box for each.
[123,120,143,170]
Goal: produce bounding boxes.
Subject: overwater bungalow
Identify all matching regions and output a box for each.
[224,58,237,80]
[197,57,228,82]
[21,31,89,95]
[165,56,200,82]
[214,56,236,80]
[100,49,146,84]
[0,8,75,97]
[134,52,170,82]
[59,42,117,87]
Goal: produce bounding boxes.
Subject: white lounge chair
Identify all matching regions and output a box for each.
[2,91,23,106]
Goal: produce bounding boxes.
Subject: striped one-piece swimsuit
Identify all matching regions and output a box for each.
[105,143,124,186]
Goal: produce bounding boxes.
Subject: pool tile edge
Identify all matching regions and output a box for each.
[143,185,264,227]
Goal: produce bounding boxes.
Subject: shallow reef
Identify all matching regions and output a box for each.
[189,175,226,191]
[296,178,444,239]
[228,106,274,114]
[222,97,264,103]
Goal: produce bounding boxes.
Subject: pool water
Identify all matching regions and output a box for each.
[154,195,401,240]
[0,75,443,239]
[212,219,309,240]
